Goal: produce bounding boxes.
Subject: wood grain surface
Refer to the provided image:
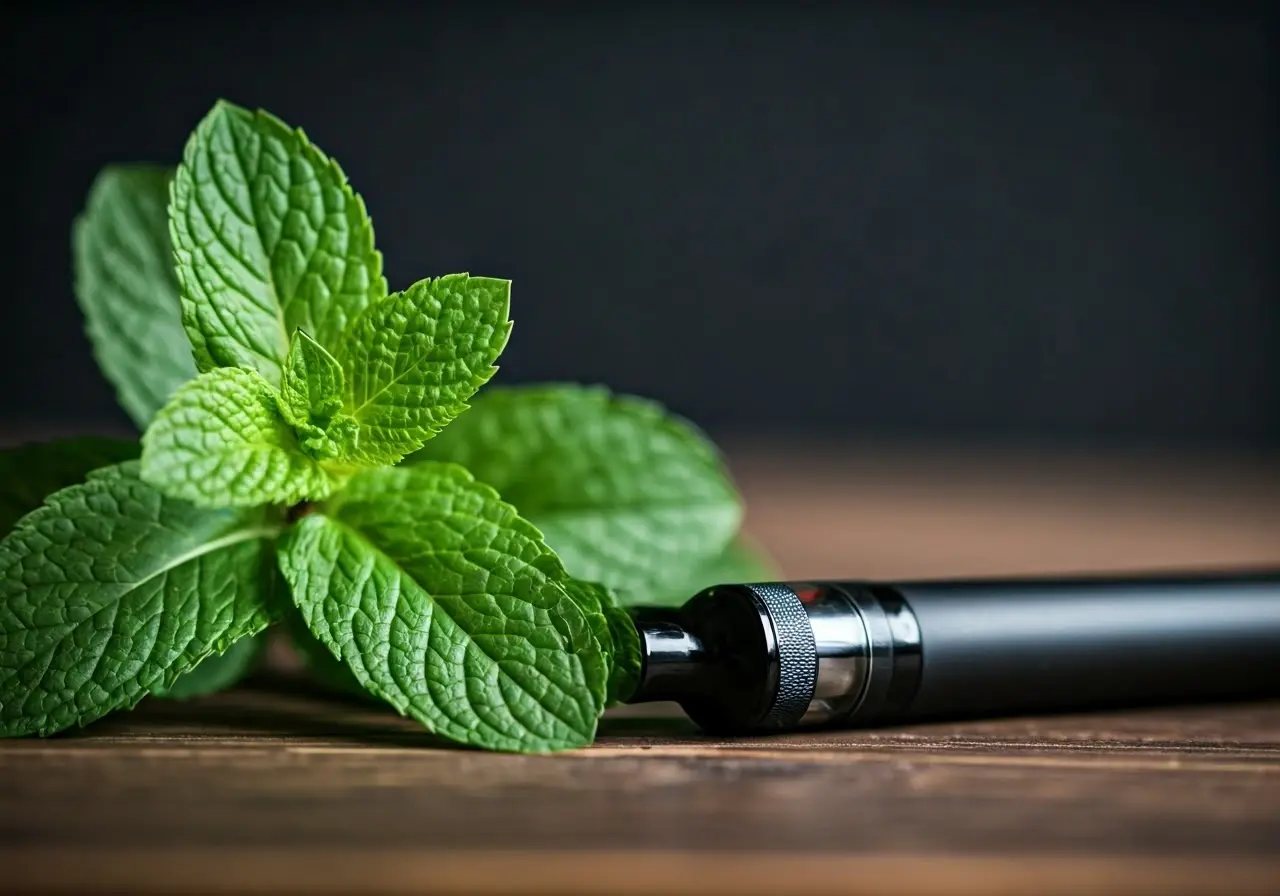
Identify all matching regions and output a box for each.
[2,443,1279,894]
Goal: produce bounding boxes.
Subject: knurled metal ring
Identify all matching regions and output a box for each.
[745,584,818,729]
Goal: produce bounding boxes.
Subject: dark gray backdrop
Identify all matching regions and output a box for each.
[3,2,1276,449]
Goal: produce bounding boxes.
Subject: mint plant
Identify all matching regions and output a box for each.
[0,100,770,752]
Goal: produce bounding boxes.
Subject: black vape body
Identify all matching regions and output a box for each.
[629,573,1280,734]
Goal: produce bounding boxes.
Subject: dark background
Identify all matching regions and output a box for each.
[2,1,1277,450]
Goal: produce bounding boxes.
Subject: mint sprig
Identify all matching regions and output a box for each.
[141,366,347,507]
[0,99,754,753]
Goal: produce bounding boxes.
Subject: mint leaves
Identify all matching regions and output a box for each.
[282,330,346,423]
[339,274,511,465]
[407,385,742,599]
[141,367,342,507]
[279,331,358,460]
[1,99,759,752]
[560,579,642,706]
[605,602,643,705]
[73,166,197,427]
[151,633,268,700]
[280,465,608,751]
[171,101,385,385]
[0,463,279,737]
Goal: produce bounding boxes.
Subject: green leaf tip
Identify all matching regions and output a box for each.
[337,273,513,465]
[151,632,268,700]
[643,536,779,607]
[170,99,386,386]
[280,329,358,461]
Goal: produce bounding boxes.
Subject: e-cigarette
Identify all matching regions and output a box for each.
[626,572,1280,733]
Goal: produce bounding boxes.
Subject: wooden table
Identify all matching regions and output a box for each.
[3,444,1279,894]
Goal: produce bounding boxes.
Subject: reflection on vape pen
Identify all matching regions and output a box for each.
[798,585,871,725]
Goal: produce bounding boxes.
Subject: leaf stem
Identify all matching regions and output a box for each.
[287,501,316,524]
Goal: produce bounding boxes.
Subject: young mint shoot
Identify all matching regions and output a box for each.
[0,99,769,752]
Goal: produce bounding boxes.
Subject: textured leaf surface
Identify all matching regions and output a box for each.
[559,579,640,707]
[280,330,357,461]
[171,100,385,385]
[644,536,780,608]
[0,462,280,737]
[281,330,345,422]
[558,579,613,661]
[604,603,642,705]
[151,632,267,700]
[407,385,742,596]
[141,368,339,508]
[73,165,198,427]
[338,274,511,465]
[278,463,607,752]
[0,438,139,535]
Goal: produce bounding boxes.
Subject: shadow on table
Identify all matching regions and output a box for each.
[58,672,700,749]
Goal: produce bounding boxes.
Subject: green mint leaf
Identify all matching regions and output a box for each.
[279,330,358,461]
[604,603,641,705]
[407,384,742,596]
[282,330,345,422]
[558,578,614,661]
[283,606,372,701]
[141,367,341,508]
[338,274,512,465]
[0,437,139,535]
[151,632,267,700]
[0,462,281,737]
[645,536,779,607]
[559,579,640,706]
[291,414,359,463]
[159,563,291,700]
[278,463,607,752]
[73,165,198,428]
[170,100,386,386]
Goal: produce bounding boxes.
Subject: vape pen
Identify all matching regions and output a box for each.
[627,572,1280,733]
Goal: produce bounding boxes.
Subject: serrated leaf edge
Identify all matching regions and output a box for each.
[169,99,387,384]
